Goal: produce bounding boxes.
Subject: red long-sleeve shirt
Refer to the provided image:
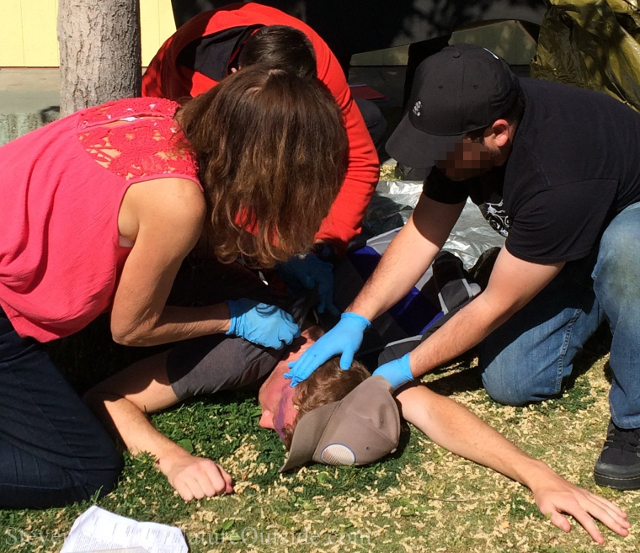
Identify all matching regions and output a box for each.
[142,2,379,253]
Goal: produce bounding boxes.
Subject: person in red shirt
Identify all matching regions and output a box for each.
[142,3,382,314]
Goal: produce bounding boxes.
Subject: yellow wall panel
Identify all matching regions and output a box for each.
[141,0,176,66]
[158,0,177,50]
[0,0,176,67]
[0,0,25,66]
[141,0,160,66]
[21,0,59,66]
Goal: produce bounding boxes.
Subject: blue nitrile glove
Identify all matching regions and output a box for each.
[373,353,414,390]
[275,254,338,315]
[285,312,371,386]
[226,298,300,349]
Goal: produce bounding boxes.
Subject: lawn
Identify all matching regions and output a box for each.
[2,166,639,552]
[2,316,639,553]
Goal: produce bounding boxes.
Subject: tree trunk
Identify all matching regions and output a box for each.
[58,0,141,116]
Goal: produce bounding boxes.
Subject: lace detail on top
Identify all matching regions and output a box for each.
[77,98,198,182]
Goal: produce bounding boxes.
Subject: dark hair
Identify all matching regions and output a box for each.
[282,359,370,450]
[466,87,526,142]
[179,64,348,268]
[239,25,317,80]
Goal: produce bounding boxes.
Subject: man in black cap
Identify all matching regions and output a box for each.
[288,43,640,491]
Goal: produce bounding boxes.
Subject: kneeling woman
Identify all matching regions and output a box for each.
[0,65,348,509]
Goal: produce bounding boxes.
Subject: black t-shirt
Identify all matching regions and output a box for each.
[424,78,640,263]
[176,25,263,81]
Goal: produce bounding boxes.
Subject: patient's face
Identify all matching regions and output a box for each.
[257,326,321,438]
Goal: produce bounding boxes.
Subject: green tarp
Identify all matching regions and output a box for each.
[531,0,640,112]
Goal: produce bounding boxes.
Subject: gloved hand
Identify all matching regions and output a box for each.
[275,254,338,315]
[373,353,414,390]
[285,312,371,386]
[226,298,300,349]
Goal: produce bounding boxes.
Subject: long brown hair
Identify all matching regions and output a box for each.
[179,64,348,267]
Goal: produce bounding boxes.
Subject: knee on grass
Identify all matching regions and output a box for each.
[482,370,558,407]
[75,437,124,501]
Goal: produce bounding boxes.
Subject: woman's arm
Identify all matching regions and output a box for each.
[111,177,299,348]
[84,351,233,500]
[395,383,630,543]
[111,177,234,346]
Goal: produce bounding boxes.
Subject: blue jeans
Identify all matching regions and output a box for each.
[481,202,640,428]
[0,307,122,508]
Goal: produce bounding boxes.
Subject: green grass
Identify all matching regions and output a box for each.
[2,317,640,553]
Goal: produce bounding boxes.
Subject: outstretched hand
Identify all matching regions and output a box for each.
[531,472,630,543]
[161,451,234,501]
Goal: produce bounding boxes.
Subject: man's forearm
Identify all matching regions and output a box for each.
[348,217,442,321]
[396,384,552,488]
[406,247,564,379]
[349,197,464,321]
[85,391,191,471]
[408,292,508,376]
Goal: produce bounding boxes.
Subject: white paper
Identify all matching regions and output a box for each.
[60,506,188,553]
[74,550,149,553]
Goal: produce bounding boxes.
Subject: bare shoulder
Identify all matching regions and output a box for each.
[119,177,206,242]
[131,177,205,218]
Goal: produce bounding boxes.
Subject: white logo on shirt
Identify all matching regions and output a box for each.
[413,100,422,116]
[482,200,511,237]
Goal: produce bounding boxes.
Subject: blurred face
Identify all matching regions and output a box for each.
[436,137,497,181]
[435,119,513,181]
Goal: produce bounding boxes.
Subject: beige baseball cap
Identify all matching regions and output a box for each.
[280,376,401,472]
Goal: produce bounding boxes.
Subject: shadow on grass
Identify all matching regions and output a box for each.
[419,322,613,416]
[46,313,167,393]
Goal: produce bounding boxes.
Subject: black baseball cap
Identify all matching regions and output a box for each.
[386,43,521,169]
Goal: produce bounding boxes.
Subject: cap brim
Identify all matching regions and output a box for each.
[279,401,340,472]
[386,114,465,169]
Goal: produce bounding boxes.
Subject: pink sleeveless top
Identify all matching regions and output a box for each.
[0,98,200,342]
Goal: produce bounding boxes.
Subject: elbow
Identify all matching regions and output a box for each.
[111,321,155,347]
[83,387,119,415]
[112,332,154,347]
[494,297,528,327]
[112,331,141,347]
[474,292,522,331]
[111,308,158,346]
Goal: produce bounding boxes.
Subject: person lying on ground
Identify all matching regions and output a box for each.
[85,263,630,544]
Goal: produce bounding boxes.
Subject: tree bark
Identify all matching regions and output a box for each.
[58,0,141,116]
